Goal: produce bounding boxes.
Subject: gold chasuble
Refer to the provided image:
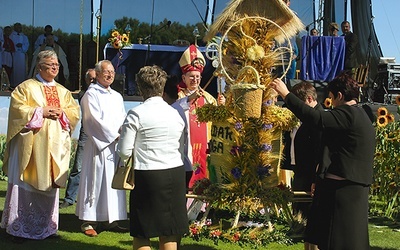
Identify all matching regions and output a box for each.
[3,79,80,191]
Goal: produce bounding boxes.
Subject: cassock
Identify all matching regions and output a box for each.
[76,83,127,223]
[0,77,80,239]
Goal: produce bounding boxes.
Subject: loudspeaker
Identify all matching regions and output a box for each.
[112,73,126,96]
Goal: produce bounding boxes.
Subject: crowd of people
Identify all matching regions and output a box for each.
[1,23,69,90]
[0,43,223,249]
[0,11,370,250]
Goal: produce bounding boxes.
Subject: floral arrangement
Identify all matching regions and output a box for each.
[371,95,400,219]
[109,30,131,49]
[188,219,293,247]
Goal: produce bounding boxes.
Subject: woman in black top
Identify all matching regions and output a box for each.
[271,71,375,250]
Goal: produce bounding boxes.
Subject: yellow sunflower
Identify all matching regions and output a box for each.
[323,97,332,108]
[377,115,388,127]
[121,34,129,43]
[377,107,388,117]
[111,30,120,37]
[386,113,395,123]
[396,95,400,106]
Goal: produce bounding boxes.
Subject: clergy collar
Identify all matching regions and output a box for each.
[36,74,56,86]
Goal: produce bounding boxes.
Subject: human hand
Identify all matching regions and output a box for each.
[43,106,62,120]
[270,78,290,99]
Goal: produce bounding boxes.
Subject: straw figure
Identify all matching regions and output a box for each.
[194,0,305,229]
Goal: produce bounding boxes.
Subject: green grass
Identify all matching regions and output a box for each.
[0,180,399,249]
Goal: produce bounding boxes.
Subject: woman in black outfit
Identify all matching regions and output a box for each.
[271,71,375,250]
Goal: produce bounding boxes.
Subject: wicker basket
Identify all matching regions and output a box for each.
[231,66,265,119]
[232,88,264,119]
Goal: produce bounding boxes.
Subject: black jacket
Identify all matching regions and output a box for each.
[285,93,375,185]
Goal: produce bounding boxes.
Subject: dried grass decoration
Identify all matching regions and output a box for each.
[231,66,265,119]
[204,0,304,43]
[218,16,293,119]
[218,16,294,86]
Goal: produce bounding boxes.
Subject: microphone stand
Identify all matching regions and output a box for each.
[305,17,324,33]
[364,16,375,103]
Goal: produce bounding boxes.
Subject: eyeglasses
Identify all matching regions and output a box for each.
[42,63,60,68]
[188,75,202,80]
[101,70,115,75]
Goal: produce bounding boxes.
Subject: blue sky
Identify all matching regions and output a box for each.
[0,0,399,62]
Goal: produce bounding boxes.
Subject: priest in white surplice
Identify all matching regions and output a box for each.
[10,22,29,88]
[75,60,128,237]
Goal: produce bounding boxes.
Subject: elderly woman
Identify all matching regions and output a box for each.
[1,50,80,241]
[117,65,188,250]
[271,71,375,250]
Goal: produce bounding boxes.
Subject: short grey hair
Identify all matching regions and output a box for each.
[94,60,113,73]
[37,50,58,65]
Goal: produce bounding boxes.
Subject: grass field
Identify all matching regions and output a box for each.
[0,180,399,249]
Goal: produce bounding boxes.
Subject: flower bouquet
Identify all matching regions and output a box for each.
[109,30,131,49]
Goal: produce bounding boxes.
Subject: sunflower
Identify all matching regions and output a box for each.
[377,115,388,127]
[377,107,388,117]
[111,30,120,37]
[396,95,400,106]
[386,113,395,123]
[121,34,129,43]
[323,97,332,108]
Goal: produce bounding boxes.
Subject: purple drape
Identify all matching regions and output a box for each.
[300,36,345,82]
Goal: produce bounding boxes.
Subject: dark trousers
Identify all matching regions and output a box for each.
[64,127,87,204]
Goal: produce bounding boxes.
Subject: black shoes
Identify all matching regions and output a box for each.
[59,201,73,209]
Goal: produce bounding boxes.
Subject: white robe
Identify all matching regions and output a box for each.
[10,31,29,87]
[75,83,127,223]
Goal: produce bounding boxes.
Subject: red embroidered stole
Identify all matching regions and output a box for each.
[43,86,60,107]
[188,96,208,188]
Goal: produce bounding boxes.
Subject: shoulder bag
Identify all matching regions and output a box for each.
[112,155,135,190]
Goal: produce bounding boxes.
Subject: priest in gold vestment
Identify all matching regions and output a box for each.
[0,50,80,240]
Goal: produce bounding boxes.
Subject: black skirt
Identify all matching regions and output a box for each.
[305,178,370,250]
[129,166,189,238]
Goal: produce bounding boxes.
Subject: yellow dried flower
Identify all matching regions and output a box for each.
[246,45,265,61]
